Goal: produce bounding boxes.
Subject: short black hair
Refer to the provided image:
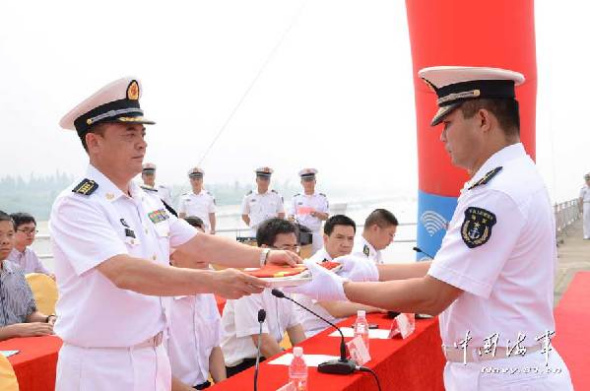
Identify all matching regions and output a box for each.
[10,212,36,229]
[256,218,297,247]
[184,216,205,230]
[459,98,520,137]
[0,210,14,229]
[79,122,109,152]
[324,214,356,236]
[364,209,398,229]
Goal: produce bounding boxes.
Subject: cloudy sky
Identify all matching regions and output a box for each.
[0,0,588,202]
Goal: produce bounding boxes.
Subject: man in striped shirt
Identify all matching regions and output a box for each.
[0,210,55,341]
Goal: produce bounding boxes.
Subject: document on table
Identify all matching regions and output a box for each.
[329,327,392,339]
[269,353,340,367]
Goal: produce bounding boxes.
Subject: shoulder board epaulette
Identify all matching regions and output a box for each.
[140,185,158,193]
[293,193,301,197]
[271,189,277,193]
[319,193,327,197]
[246,190,253,195]
[72,178,98,196]
[468,167,503,190]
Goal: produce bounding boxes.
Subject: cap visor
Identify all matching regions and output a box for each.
[115,116,156,125]
[430,103,461,126]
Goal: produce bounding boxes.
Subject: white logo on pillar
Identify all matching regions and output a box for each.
[420,211,448,236]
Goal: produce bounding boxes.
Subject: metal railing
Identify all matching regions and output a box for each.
[554,199,582,237]
[35,199,582,260]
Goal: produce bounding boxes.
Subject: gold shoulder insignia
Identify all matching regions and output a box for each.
[468,167,503,190]
[363,244,370,257]
[72,178,98,196]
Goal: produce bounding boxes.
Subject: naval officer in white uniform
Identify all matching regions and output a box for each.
[51,77,300,391]
[352,209,398,265]
[178,167,217,234]
[141,162,173,206]
[579,173,590,239]
[290,168,329,254]
[241,167,285,236]
[290,67,573,390]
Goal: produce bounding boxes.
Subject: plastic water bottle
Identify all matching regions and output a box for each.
[289,346,308,390]
[354,310,370,351]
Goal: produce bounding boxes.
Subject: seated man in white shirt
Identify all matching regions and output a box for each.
[295,215,383,337]
[168,216,226,390]
[221,218,306,377]
[352,209,398,265]
[7,212,53,277]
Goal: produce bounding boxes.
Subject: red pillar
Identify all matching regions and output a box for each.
[406,0,537,257]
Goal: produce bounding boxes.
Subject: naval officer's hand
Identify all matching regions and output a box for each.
[15,322,54,337]
[267,249,301,267]
[211,268,269,300]
[285,260,348,302]
[334,255,380,282]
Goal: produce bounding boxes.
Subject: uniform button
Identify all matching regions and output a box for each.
[145,228,149,234]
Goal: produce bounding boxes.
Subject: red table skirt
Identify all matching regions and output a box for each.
[210,313,445,391]
[0,335,62,391]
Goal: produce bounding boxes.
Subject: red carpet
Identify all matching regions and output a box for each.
[553,271,590,390]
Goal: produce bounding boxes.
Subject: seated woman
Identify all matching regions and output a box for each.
[0,211,55,341]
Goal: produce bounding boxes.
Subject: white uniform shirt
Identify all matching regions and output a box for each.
[580,185,590,204]
[428,143,556,349]
[240,190,285,233]
[581,185,590,239]
[221,289,299,367]
[177,190,216,232]
[293,248,343,337]
[291,192,329,232]
[351,236,383,265]
[168,294,221,387]
[50,164,196,348]
[141,184,173,206]
[157,185,173,206]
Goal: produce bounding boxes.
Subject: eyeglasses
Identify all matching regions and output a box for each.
[272,245,301,254]
[17,228,38,235]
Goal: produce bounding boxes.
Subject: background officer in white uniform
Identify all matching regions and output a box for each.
[51,77,300,391]
[352,208,398,265]
[289,168,329,254]
[168,219,225,390]
[241,167,285,236]
[141,162,173,206]
[178,167,217,234]
[579,173,590,239]
[290,67,573,390]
